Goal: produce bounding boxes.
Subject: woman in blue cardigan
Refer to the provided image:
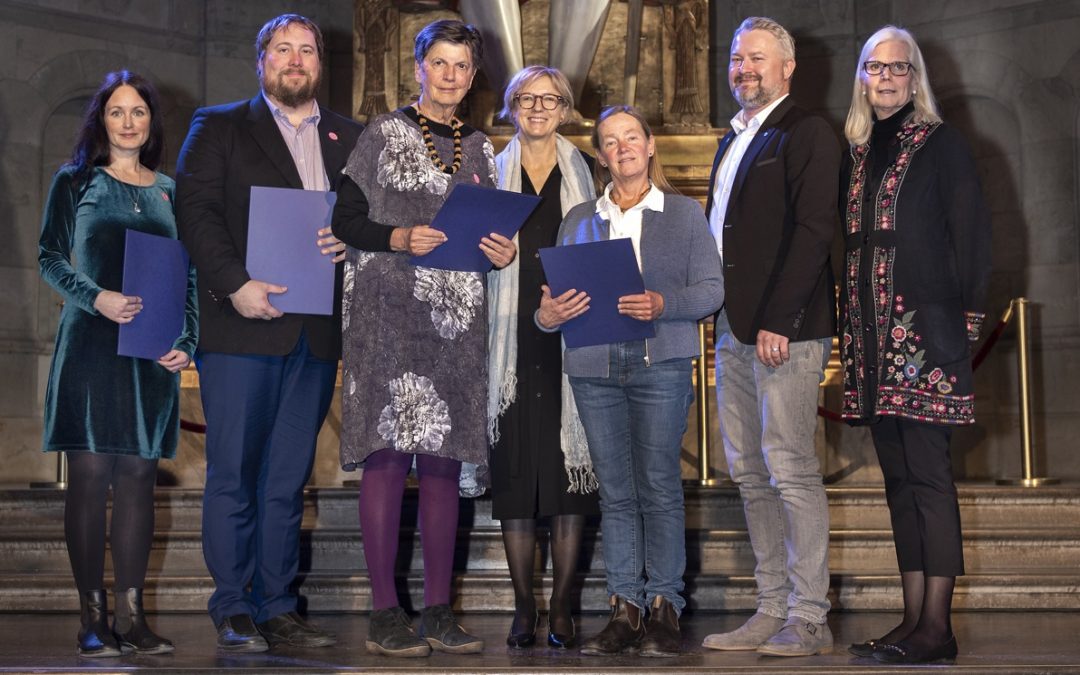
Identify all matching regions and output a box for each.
[537,105,724,658]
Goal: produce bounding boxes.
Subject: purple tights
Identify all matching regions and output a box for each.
[358,449,461,610]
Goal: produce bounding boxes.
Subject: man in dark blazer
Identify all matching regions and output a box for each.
[176,13,362,652]
[699,17,839,658]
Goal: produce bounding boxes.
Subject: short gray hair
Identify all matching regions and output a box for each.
[733,16,795,61]
[413,19,483,67]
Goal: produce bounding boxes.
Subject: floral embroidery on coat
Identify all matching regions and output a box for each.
[874,297,973,422]
[841,119,975,425]
[377,372,452,452]
[413,267,484,339]
[376,117,451,195]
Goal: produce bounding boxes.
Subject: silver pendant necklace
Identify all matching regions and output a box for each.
[107,165,143,213]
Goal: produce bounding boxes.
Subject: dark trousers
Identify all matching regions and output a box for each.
[196,332,337,625]
[871,417,965,577]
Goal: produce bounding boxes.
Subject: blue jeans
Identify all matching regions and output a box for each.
[569,341,693,614]
[714,311,831,624]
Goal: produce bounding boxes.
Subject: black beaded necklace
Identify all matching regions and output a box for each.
[416,110,463,175]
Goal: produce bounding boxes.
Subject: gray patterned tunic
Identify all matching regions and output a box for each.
[339,109,496,488]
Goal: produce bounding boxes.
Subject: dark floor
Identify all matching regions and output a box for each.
[1,610,1079,673]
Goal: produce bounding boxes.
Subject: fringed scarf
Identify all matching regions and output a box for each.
[487,134,598,493]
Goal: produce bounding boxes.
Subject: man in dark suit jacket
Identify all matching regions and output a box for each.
[699,17,839,658]
[176,14,362,653]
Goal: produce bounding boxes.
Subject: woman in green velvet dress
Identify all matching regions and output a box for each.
[38,70,198,658]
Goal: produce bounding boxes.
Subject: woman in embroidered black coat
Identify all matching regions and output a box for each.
[839,26,991,665]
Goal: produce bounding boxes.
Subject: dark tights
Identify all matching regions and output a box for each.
[358,449,461,610]
[874,571,955,651]
[64,452,158,592]
[502,515,585,636]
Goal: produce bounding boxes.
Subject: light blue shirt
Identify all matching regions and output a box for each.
[262,93,329,192]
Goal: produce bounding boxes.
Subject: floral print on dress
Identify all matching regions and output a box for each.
[342,253,377,332]
[376,117,451,196]
[342,262,357,332]
[377,372,452,452]
[482,140,497,185]
[413,267,484,339]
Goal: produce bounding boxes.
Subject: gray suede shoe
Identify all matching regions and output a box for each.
[418,604,484,654]
[757,617,833,657]
[366,607,431,658]
[702,612,784,651]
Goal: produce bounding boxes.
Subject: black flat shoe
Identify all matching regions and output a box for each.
[216,614,269,653]
[848,638,883,657]
[874,635,958,664]
[506,610,538,648]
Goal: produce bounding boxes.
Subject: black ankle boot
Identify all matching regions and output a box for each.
[580,595,644,656]
[113,588,174,654]
[77,590,122,658]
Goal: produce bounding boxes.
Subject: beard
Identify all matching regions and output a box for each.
[263,67,321,108]
[731,74,781,110]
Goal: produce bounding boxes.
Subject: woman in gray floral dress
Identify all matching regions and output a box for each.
[331,19,516,658]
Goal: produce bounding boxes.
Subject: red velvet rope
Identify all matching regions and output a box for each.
[180,418,206,434]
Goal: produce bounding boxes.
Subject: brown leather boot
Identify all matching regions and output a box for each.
[580,595,644,656]
[640,596,682,657]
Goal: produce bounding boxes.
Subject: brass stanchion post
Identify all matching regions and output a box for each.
[30,451,68,489]
[997,297,1057,487]
[690,320,721,487]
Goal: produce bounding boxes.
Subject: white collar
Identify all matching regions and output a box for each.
[596,182,666,216]
[730,93,788,134]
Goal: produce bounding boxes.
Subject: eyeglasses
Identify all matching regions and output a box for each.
[514,93,565,111]
[863,61,914,76]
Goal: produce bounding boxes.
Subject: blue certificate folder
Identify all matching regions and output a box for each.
[118,230,190,360]
[410,183,541,273]
[246,186,337,315]
[539,238,655,349]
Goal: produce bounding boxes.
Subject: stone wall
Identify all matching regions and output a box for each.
[1,0,1077,485]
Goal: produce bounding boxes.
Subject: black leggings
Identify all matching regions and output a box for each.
[64,452,157,592]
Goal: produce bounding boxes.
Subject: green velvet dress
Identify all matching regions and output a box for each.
[38,165,198,459]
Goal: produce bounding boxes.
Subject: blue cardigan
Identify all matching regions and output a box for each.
[545,192,725,377]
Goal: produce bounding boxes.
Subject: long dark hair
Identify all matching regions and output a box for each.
[69,70,165,175]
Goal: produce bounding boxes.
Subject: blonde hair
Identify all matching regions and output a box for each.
[591,105,679,195]
[844,25,941,146]
[499,65,574,126]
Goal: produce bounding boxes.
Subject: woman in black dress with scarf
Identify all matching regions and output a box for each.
[839,26,991,664]
[489,65,599,649]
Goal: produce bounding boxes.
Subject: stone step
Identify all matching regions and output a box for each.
[1,484,1075,532]
[3,485,1077,613]
[4,525,1079,578]
[2,570,1077,613]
